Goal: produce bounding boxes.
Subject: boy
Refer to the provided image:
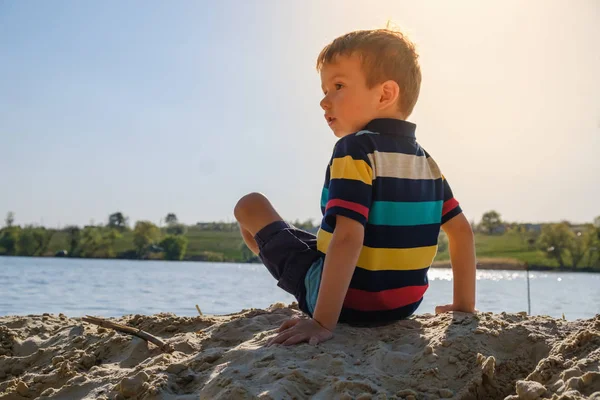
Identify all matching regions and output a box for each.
[234,28,476,346]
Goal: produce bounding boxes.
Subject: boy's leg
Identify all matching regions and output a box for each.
[239,227,260,255]
[234,192,284,255]
[234,192,320,314]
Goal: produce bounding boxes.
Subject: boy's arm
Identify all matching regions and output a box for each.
[438,212,476,313]
[265,215,363,346]
[267,136,371,346]
[312,215,364,331]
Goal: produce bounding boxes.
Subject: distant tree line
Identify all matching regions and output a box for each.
[0,212,189,261]
[1,210,599,269]
[472,210,600,269]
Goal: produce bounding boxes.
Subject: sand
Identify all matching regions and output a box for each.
[0,304,598,400]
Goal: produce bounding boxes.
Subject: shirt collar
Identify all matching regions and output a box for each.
[363,118,416,138]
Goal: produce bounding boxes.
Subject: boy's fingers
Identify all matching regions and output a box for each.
[278,319,299,332]
[317,332,333,345]
[269,329,296,346]
[283,333,306,346]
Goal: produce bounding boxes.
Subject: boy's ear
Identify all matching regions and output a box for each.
[378,80,400,111]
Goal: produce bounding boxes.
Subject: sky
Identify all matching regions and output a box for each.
[1,0,599,228]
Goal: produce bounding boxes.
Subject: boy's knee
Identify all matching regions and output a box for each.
[234,192,269,223]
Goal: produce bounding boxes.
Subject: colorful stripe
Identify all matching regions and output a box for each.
[368,200,443,226]
[442,205,462,225]
[442,198,459,216]
[317,229,437,271]
[343,285,429,311]
[330,156,373,185]
[320,187,329,208]
[325,199,369,219]
[372,177,444,202]
[362,224,440,249]
[367,151,442,180]
[350,267,429,292]
[320,219,441,249]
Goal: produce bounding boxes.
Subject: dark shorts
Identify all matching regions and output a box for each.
[254,221,322,314]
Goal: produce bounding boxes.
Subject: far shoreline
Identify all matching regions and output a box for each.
[1,254,599,273]
[432,258,600,273]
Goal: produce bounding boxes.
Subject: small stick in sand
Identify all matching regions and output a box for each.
[82,315,174,353]
[195,304,203,316]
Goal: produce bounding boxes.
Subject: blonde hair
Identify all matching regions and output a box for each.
[316,27,422,118]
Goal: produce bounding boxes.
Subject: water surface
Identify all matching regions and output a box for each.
[1,257,598,320]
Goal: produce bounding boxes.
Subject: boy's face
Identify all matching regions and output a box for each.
[320,53,381,138]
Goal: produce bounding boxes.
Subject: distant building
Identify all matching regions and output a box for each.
[490,225,507,234]
[522,223,542,233]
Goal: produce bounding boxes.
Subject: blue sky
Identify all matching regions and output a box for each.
[1,1,599,227]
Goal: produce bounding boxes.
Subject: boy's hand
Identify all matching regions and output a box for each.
[440,213,477,315]
[266,318,333,346]
[435,303,476,314]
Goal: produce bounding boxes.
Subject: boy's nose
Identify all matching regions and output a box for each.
[320,97,331,110]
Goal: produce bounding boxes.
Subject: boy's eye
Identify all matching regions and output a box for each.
[335,83,343,90]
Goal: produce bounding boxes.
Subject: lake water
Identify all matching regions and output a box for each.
[0,257,598,320]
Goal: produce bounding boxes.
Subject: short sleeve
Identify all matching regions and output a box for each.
[441,176,462,224]
[323,136,373,228]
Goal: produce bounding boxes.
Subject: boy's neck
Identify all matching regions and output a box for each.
[366,115,407,127]
[372,109,406,121]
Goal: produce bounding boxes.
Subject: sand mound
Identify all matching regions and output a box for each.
[0,305,598,400]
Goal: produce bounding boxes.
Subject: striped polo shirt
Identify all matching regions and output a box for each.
[304,118,462,323]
